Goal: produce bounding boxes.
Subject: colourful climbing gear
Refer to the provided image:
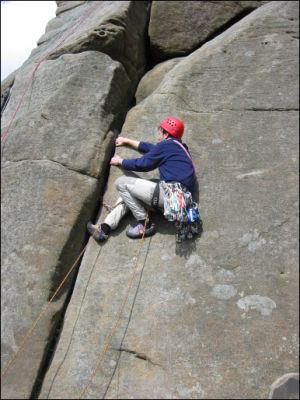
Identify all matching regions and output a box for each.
[159,181,202,242]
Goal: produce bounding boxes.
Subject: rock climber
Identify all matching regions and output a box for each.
[87,116,198,241]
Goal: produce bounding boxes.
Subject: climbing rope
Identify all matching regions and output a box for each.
[1,199,119,379]
[100,198,124,215]
[79,216,149,399]
[1,2,172,396]
[1,0,100,149]
[1,0,112,373]
[1,242,88,378]
[2,205,175,399]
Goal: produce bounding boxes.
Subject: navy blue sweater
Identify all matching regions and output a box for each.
[122,139,196,193]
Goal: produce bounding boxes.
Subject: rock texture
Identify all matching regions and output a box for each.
[149,0,270,62]
[39,1,299,399]
[1,52,131,176]
[1,1,299,399]
[135,57,184,103]
[55,1,87,16]
[1,160,98,399]
[1,2,149,399]
[35,1,149,83]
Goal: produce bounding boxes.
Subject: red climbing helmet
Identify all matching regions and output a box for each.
[159,117,184,139]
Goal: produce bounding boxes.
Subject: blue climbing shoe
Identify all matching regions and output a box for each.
[126,222,156,239]
[87,222,108,242]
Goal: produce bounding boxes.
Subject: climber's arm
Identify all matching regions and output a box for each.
[116,137,155,153]
[116,137,140,149]
[110,144,162,169]
[111,137,158,166]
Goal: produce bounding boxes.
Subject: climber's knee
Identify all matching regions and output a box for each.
[115,175,128,191]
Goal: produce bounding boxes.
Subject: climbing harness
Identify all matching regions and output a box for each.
[151,181,161,210]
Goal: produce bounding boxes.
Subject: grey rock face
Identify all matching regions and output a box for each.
[1,53,126,396]
[149,0,270,62]
[55,1,87,16]
[135,57,184,103]
[1,51,131,177]
[39,1,299,399]
[1,160,99,400]
[34,1,149,83]
[1,2,149,399]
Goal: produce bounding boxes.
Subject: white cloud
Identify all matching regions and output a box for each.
[1,1,56,81]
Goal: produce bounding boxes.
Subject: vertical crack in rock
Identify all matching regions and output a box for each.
[28,129,119,399]
[39,12,155,389]
[1,86,12,117]
[1,73,15,117]
[24,51,149,396]
[47,129,119,302]
[31,245,104,400]
[30,306,69,399]
[143,2,154,73]
[1,2,152,398]
[23,1,299,398]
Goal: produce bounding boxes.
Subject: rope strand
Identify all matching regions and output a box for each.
[79,216,149,399]
[1,242,88,378]
[1,198,119,378]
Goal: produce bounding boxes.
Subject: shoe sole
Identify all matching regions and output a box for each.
[126,225,156,239]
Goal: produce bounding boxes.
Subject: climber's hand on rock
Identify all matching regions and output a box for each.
[116,137,140,150]
[110,155,123,166]
[115,137,127,147]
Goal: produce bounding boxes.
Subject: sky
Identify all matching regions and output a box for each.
[1,1,57,81]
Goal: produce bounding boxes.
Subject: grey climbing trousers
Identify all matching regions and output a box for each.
[104,175,164,230]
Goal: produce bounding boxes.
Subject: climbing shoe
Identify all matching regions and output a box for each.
[87,222,108,242]
[126,222,156,239]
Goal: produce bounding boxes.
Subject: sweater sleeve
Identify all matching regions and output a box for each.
[122,143,163,172]
[138,141,156,153]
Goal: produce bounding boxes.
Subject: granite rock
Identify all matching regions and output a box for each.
[1,2,149,399]
[39,2,299,399]
[149,0,270,62]
[135,57,184,103]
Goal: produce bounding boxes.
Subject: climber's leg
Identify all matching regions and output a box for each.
[87,176,163,241]
[103,196,128,230]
